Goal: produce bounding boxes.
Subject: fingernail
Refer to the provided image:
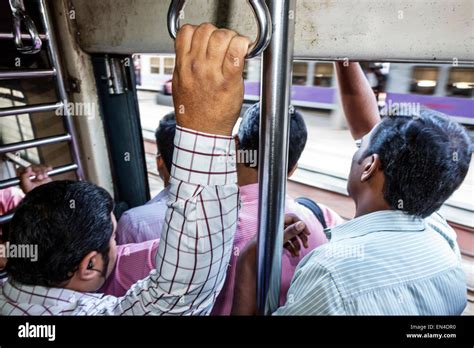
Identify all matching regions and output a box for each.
[296,221,305,232]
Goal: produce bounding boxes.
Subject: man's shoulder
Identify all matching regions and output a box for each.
[425,212,456,239]
[116,196,168,244]
[146,187,170,205]
[294,242,343,277]
[120,195,168,223]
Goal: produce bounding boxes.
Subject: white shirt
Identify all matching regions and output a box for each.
[0,126,239,315]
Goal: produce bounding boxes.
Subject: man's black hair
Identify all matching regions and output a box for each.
[6,180,114,287]
[362,108,472,218]
[238,103,308,173]
[155,112,176,173]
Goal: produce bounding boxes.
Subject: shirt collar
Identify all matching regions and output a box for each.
[2,279,102,308]
[326,210,426,242]
[148,185,170,204]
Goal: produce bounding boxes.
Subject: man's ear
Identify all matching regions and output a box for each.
[76,251,100,281]
[360,154,381,183]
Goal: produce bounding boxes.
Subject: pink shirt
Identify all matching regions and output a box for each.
[0,187,24,238]
[211,183,343,315]
[100,183,343,307]
[99,239,159,297]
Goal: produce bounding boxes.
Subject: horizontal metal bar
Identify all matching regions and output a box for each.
[0,134,71,154]
[292,56,474,66]
[0,32,48,41]
[0,68,56,80]
[0,101,62,117]
[0,212,14,225]
[0,163,78,190]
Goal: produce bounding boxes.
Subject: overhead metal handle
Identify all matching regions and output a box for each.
[167,0,272,58]
[9,0,42,54]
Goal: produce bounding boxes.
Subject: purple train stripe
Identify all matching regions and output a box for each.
[244,82,473,121]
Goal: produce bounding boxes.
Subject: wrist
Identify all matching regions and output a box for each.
[176,118,235,137]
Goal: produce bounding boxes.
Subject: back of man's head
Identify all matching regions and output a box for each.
[237,103,308,173]
[363,108,472,218]
[7,180,114,287]
[155,112,177,173]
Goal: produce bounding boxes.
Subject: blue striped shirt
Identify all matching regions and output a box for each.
[274,210,467,315]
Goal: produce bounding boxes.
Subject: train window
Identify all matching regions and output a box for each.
[410,66,439,95]
[163,57,175,75]
[313,63,334,87]
[292,62,308,85]
[149,57,161,74]
[447,68,474,98]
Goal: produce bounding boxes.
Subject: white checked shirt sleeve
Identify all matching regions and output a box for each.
[89,126,239,315]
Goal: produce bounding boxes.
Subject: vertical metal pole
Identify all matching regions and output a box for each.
[257,0,296,315]
[38,0,85,180]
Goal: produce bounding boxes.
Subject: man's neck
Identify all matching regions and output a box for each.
[354,191,391,218]
[237,164,258,187]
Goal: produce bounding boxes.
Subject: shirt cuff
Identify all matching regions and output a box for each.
[171,126,237,186]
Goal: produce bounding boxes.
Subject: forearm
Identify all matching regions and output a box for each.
[335,62,381,139]
[152,127,239,314]
[231,244,258,315]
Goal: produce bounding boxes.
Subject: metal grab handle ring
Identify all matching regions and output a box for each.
[9,0,42,54]
[167,0,272,59]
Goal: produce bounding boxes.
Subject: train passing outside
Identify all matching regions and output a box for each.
[137,54,474,126]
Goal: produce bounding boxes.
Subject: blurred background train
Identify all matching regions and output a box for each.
[135,54,474,131]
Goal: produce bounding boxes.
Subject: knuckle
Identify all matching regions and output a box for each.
[230,36,248,50]
[221,28,238,37]
[177,24,194,39]
[210,30,230,43]
[180,24,194,33]
[199,22,217,33]
[190,59,202,74]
